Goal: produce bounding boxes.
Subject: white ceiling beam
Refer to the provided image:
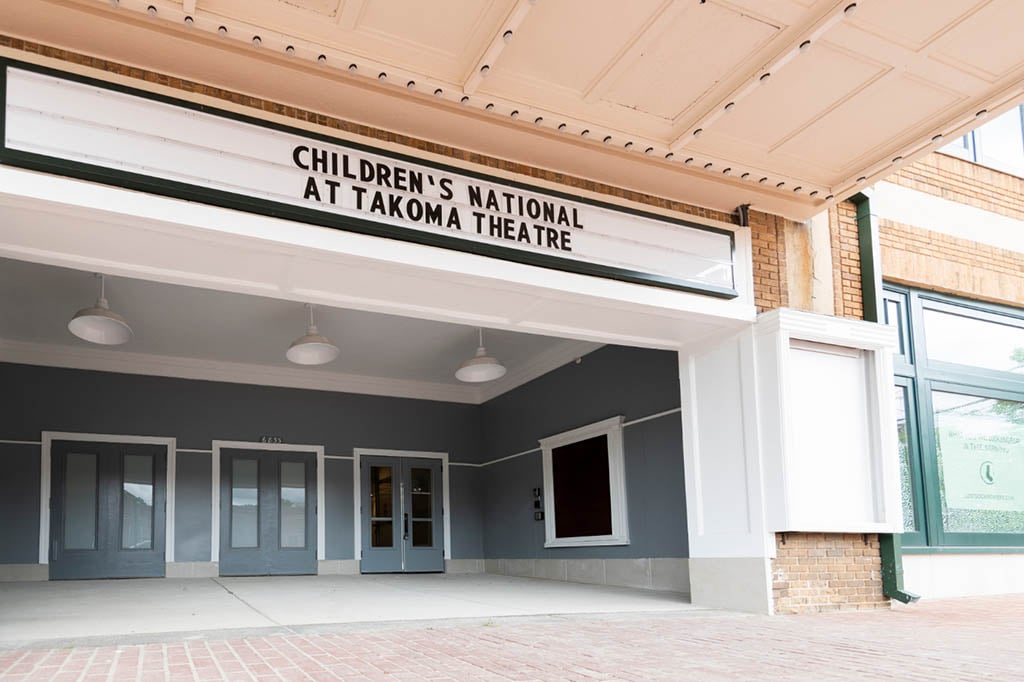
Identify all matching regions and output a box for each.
[462,0,535,96]
[669,0,859,152]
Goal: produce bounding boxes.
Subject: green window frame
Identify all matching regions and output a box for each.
[884,285,1024,551]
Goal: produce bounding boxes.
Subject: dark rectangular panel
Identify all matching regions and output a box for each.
[552,435,612,539]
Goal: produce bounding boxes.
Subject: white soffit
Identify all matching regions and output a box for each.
[3,0,1024,219]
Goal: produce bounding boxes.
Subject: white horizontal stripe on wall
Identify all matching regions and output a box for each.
[873,181,1024,254]
[449,406,683,468]
[0,407,682,465]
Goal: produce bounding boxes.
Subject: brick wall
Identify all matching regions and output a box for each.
[829,201,864,320]
[880,152,1024,307]
[890,152,1024,221]
[749,210,794,312]
[0,35,802,315]
[772,533,889,614]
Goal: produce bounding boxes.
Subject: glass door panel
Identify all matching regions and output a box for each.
[370,465,395,548]
[279,461,306,549]
[409,467,433,548]
[231,459,259,549]
[64,453,97,551]
[121,454,154,550]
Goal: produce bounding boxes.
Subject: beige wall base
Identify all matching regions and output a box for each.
[165,562,219,578]
[484,558,689,595]
[0,563,48,582]
[689,557,772,614]
[317,560,360,575]
[445,559,484,574]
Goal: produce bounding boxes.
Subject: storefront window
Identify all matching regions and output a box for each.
[933,391,1024,535]
[895,386,916,532]
[924,308,1024,374]
[884,286,1024,549]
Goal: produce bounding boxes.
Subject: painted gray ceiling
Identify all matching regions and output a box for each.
[0,257,599,387]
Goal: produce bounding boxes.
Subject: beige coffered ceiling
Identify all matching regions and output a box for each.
[3,0,1024,220]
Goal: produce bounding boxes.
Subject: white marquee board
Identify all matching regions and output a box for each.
[1,64,737,296]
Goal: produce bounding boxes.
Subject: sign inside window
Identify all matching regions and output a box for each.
[934,392,1024,528]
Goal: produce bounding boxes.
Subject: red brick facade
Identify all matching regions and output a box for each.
[880,153,1024,306]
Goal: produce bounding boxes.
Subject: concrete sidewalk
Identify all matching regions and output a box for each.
[0,574,697,649]
[1,594,1021,680]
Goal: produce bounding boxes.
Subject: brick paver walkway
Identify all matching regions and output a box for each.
[0,595,1020,681]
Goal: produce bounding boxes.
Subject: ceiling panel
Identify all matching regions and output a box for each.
[932,0,1024,82]
[355,0,502,62]
[494,0,664,95]
[774,73,963,175]
[708,43,885,149]
[600,2,780,121]
[844,0,986,51]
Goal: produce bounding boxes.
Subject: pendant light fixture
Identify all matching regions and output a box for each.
[286,303,339,366]
[455,328,507,383]
[67,274,133,345]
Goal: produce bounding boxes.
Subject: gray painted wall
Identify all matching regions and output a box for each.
[0,345,681,568]
[480,345,687,559]
[0,443,40,563]
[0,362,484,562]
[174,452,212,562]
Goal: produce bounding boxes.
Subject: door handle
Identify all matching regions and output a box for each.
[403,512,409,541]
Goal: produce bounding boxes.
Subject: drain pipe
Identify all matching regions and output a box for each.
[850,190,920,605]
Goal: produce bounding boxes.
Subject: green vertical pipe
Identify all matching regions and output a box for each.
[850,191,919,605]
[850,191,883,324]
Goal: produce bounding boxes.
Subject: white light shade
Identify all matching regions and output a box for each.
[286,304,339,365]
[455,329,507,383]
[68,301,133,345]
[455,348,507,382]
[286,329,339,365]
[68,275,133,345]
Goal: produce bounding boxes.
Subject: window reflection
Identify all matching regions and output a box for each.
[122,454,154,550]
[924,308,1024,374]
[280,461,306,549]
[231,459,259,548]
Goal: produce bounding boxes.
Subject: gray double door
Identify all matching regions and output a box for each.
[49,440,166,580]
[219,448,317,576]
[360,456,444,573]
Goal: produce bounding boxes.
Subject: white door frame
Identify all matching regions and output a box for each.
[39,431,177,565]
[211,440,326,563]
[353,448,451,562]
